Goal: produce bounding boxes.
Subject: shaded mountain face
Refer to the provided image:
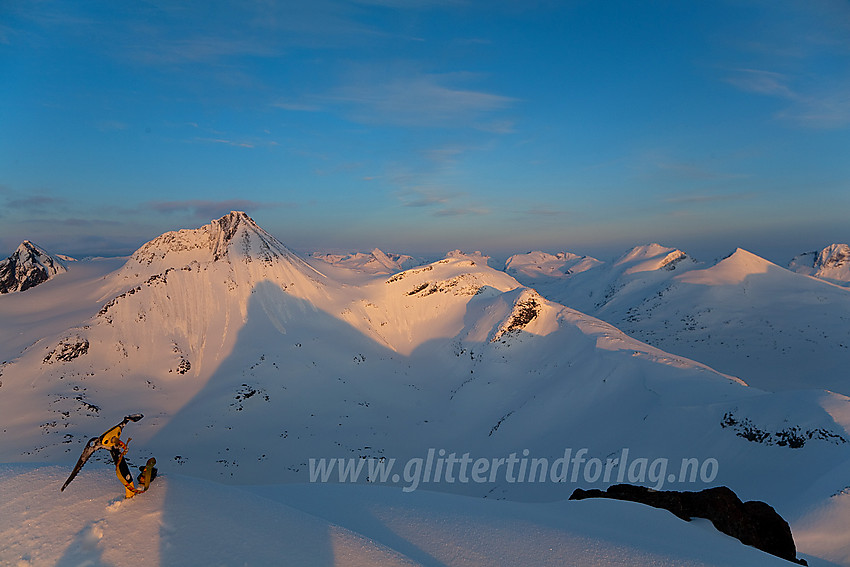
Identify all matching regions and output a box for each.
[0,240,67,293]
[789,244,850,287]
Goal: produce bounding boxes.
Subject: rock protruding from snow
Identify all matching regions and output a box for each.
[0,240,67,293]
[789,244,850,287]
[570,485,807,565]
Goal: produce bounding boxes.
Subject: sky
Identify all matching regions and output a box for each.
[1,0,849,264]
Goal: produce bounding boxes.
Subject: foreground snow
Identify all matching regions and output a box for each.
[2,463,838,567]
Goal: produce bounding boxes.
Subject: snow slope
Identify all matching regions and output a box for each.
[506,244,850,395]
[1,464,832,567]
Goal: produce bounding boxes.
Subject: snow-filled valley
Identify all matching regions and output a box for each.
[2,212,850,566]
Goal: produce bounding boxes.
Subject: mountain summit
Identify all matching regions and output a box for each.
[0,240,67,293]
[127,211,311,273]
[789,243,850,287]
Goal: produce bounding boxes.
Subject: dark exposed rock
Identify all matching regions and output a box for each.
[43,337,90,364]
[570,484,806,564]
[0,241,67,293]
[721,411,846,447]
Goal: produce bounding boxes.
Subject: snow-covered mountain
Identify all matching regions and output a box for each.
[505,250,603,282]
[790,243,850,287]
[0,240,67,293]
[506,244,850,396]
[311,247,422,274]
[2,216,850,565]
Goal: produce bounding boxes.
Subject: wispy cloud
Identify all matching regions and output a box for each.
[433,206,488,217]
[635,150,750,184]
[5,194,68,211]
[521,207,570,218]
[325,70,516,128]
[475,119,516,134]
[723,67,850,128]
[271,100,323,112]
[147,199,290,220]
[399,189,453,208]
[0,23,16,44]
[396,188,489,218]
[719,0,850,130]
[190,136,279,149]
[126,35,278,67]
[96,120,129,132]
[351,0,465,7]
[723,68,795,98]
[776,89,850,129]
[663,192,755,205]
[422,146,474,164]
[192,138,256,149]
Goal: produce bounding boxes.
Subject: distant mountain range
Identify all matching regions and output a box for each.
[505,243,850,395]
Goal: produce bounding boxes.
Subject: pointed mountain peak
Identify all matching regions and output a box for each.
[309,248,420,274]
[815,243,850,269]
[210,211,258,244]
[369,248,397,270]
[679,248,776,285]
[614,244,693,275]
[719,248,775,267]
[128,211,302,270]
[0,240,67,293]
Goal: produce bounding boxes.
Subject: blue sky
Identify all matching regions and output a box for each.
[1,0,848,263]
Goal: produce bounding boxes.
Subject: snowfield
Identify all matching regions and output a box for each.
[1,464,836,567]
[2,212,850,566]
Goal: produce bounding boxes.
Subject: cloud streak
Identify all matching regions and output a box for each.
[663,192,756,205]
[724,67,850,128]
[147,199,290,220]
[723,68,795,98]
[325,71,516,128]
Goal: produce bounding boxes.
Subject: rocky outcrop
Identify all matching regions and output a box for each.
[789,244,850,286]
[0,240,67,293]
[570,484,806,565]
